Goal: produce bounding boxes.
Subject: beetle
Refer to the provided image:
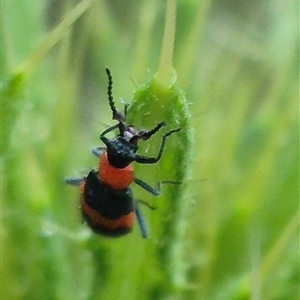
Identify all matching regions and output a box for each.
[66,68,180,238]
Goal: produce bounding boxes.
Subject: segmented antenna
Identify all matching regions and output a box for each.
[105,68,126,123]
[105,68,117,118]
[139,122,166,140]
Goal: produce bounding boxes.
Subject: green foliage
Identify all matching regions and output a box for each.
[128,77,192,291]
[2,0,298,300]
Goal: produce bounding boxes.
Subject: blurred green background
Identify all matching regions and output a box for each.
[2,0,299,299]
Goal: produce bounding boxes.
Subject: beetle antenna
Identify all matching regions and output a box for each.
[139,122,166,140]
[105,68,125,122]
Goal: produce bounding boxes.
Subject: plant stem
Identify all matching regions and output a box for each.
[154,0,177,88]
